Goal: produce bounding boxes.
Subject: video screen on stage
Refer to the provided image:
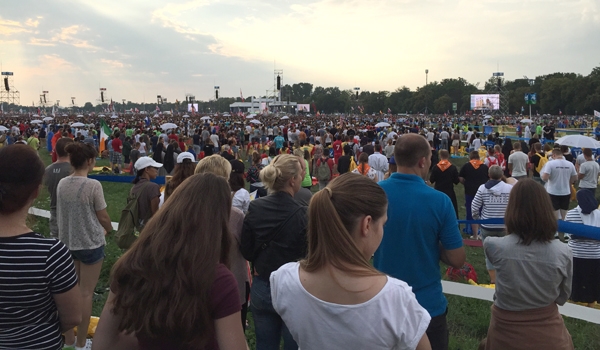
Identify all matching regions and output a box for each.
[187,103,199,112]
[297,104,310,112]
[470,94,500,110]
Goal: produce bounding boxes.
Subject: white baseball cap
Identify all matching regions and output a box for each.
[134,157,163,171]
[177,152,195,163]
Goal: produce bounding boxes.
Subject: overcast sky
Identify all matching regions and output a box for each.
[1,0,599,106]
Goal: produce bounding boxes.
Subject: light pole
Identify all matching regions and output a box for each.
[425,69,429,85]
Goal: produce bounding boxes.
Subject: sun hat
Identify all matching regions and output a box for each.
[177,152,195,163]
[134,157,163,171]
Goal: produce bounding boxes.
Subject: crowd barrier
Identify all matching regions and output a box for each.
[457,218,600,241]
[27,207,600,325]
[88,175,166,185]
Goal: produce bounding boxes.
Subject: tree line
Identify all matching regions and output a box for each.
[3,65,599,115]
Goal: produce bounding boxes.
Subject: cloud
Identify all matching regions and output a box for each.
[28,37,55,46]
[51,25,96,49]
[100,59,129,68]
[25,18,39,27]
[0,19,32,36]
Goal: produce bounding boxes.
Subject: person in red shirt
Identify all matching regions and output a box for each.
[111,131,123,173]
[332,135,343,164]
[168,130,179,142]
[51,128,63,162]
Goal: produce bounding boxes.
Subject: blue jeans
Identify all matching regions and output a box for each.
[250,276,298,350]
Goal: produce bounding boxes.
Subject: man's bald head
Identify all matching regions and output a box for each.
[394,134,430,168]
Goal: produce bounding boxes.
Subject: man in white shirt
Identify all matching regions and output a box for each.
[577,148,599,193]
[542,148,577,231]
[507,142,529,180]
[368,144,389,181]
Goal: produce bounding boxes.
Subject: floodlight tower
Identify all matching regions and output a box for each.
[425,69,429,85]
[0,71,20,106]
[486,72,509,116]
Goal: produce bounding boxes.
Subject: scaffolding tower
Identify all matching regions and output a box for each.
[486,72,509,116]
[0,72,20,105]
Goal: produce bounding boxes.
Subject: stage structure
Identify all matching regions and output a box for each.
[486,72,509,116]
[0,72,20,105]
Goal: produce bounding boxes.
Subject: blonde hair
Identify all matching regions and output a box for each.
[300,173,387,276]
[260,154,301,192]
[195,155,232,179]
[293,149,304,158]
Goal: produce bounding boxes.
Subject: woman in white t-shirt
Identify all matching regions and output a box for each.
[138,141,147,157]
[229,159,250,214]
[270,173,431,350]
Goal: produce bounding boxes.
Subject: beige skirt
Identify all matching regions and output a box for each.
[484,304,574,350]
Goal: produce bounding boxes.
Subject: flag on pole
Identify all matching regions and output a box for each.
[594,110,600,118]
[99,119,112,153]
[387,108,391,114]
[240,89,245,102]
[559,109,562,115]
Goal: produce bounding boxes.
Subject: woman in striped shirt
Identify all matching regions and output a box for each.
[565,190,600,307]
[0,145,80,349]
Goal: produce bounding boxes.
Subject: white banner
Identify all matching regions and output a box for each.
[594,110,600,118]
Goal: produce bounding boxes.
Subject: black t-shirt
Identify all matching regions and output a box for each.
[192,134,200,145]
[531,153,544,177]
[459,163,490,196]
[564,153,575,164]
[337,155,351,174]
[362,144,374,155]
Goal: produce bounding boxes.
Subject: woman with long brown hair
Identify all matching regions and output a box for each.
[483,179,573,349]
[93,173,248,350]
[270,173,431,349]
[160,152,196,207]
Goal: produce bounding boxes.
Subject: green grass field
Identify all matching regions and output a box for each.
[30,148,600,349]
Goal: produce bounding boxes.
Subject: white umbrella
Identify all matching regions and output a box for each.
[246,114,256,119]
[281,116,290,120]
[249,119,261,124]
[61,114,68,117]
[520,118,533,123]
[99,114,105,117]
[43,116,54,121]
[71,122,85,127]
[223,113,231,117]
[375,122,391,127]
[555,135,600,149]
[200,116,211,120]
[32,114,39,117]
[182,114,190,118]
[153,114,160,118]
[110,115,119,119]
[31,120,43,124]
[161,123,178,130]
[0,126,8,132]
[76,114,84,118]
[484,115,492,119]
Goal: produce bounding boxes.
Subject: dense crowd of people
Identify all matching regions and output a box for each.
[0,111,598,350]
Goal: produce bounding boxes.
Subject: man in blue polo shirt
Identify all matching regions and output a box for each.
[374,133,465,350]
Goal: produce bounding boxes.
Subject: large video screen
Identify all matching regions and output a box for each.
[187,103,199,112]
[297,104,310,112]
[470,94,500,110]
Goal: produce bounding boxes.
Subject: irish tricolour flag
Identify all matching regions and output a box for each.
[99,119,112,153]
